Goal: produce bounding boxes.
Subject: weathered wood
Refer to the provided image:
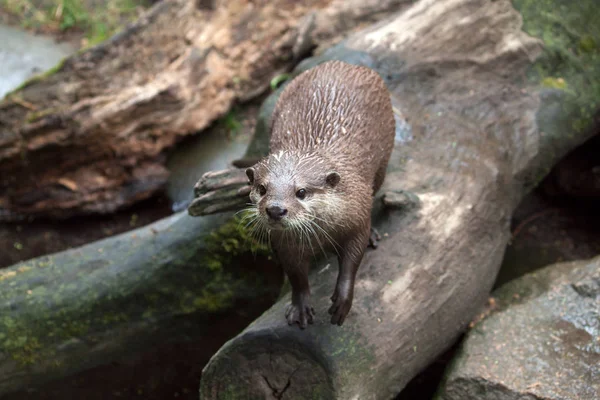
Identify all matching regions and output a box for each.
[0,210,280,396]
[0,0,412,220]
[197,0,600,398]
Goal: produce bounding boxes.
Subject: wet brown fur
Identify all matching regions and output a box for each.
[245,60,395,328]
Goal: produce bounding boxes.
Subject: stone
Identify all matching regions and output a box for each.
[439,255,600,400]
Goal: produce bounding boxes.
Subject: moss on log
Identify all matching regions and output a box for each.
[0,211,278,396]
[197,0,600,398]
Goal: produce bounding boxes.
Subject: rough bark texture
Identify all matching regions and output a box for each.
[439,255,600,400]
[0,210,281,397]
[196,0,600,398]
[0,0,412,220]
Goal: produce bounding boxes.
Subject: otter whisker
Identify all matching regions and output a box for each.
[242,216,264,257]
[308,219,340,258]
[295,220,309,259]
[307,212,340,245]
[296,219,313,260]
[234,206,255,217]
[308,213,338,230]
[305,219,328,259]
[298,220,317,258]
[247,215,270,253]
[242,215,258,228]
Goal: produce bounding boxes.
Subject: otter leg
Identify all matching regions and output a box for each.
[285,268,315,329]
[276,247,314,329]
[329,229,369,325]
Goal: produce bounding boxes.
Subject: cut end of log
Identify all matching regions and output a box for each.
[200,330,334,400]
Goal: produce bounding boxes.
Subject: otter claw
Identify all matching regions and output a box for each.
[328,296,352,326]
[330,290,339,303]
[285,303,315,329]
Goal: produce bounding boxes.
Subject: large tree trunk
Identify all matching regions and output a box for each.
[196,0,600,398]
[0,0,412,220]
[0,210,282,396]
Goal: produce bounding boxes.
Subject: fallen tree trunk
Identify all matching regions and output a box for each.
[0,0,412,220]
[195,0,600,398]
[0,210,281,396]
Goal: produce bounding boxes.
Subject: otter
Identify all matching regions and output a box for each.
[245,60,395,328]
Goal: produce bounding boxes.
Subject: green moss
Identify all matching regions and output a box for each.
[170,213,274,314]
[269,73,290,91]
[541,77,567,89]
[25,107,59,122]
[514,0,599,114]
[1,316,43,365]
[218,108,243,139]
[0,0,149,47]
[7,58,66,95]
[512,0,600,191]
[578,35,597,53]
[0,212,276,370]
[202,212,271,270]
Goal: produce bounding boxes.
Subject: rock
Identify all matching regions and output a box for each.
[439,255,600,400]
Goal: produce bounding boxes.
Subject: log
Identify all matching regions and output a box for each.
[195,0,600,398]
[0,0,412,220]
[0,210,281,396]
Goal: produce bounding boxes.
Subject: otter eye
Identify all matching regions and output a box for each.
[296,188,307,199]
[258,184,267,196]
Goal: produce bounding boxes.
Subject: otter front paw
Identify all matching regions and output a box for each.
[285,301,315,329]
[328,295,353,326]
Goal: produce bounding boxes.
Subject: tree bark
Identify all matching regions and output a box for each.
[196,0,600,398]
[0,210,281,396]
[0,0,412,220]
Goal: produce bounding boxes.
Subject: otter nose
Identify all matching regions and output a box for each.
[266,205,287,220]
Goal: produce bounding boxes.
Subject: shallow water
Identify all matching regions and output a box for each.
[165,129,252,212]
[0,24,74,98]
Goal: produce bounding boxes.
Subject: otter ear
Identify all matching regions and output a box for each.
[246,167,255,184]
[326,171,341,188]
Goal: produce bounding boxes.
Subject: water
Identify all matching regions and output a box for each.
[0,24,74,98]
[165,129,252,212]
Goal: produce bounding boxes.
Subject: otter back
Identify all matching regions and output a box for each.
[269,60,395,193]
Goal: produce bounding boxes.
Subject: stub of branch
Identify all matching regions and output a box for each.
[188,167,250,216]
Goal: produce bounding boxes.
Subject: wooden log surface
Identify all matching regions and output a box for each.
[0,209,281,396]
[196,0,600,398]
[0,0,412,220]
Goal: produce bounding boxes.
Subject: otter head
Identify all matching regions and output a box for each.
[245,152,340,231]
